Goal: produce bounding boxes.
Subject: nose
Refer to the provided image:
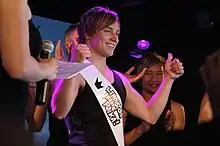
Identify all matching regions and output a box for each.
[150,74,157,82]
[110,32,119,43]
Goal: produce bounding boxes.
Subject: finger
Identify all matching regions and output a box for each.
[55,41,66,60]
[77,44,89,48]
[79,49,91,55]
[76,47,90,53]
[166,53,173,64]
[170,60,182,68]
[82,53,92,58]
[136,67,147,78]
[171,66,184,74]
[55,40,61,49]
[125,66,135,75]
[55,40,62,57]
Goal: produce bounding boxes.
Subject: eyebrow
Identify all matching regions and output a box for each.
[105,26,120,33]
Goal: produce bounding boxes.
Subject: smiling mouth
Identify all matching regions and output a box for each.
[106,43,115,49]
[149,84,159,88]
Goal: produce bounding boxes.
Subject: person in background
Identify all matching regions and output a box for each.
[124,52,185,145]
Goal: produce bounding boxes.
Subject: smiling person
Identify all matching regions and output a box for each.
[51,6,184,146]
[123,52,185,145]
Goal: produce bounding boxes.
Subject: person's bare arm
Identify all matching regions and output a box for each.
[198,92,213,124]
[171,101,185,130]
[118,71,174,124]
[0,0,50,82]
[26,84,47,132]
[123,110,150,145]
[51,75,82,119]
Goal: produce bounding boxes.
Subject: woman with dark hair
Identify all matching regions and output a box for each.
[124,52,185,145]
[51,6,184,146]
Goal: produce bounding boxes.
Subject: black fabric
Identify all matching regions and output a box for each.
[66,71,126,146]
[0,19,42,146]
[124,98,171,146]
[46,99,69,146]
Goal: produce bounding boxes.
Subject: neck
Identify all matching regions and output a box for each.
[141,90,153,102]
[88,53,107,74]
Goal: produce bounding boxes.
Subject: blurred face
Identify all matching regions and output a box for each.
[65,28,79,54]
[141,63,164,94]
[87,21,120,57]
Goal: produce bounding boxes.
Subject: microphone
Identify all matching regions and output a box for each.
[35,40,54,105]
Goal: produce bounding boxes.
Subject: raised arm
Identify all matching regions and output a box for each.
[51,44,91,119]
[51,76,82,119]
[118,53,184,124]
[0,0,54,82]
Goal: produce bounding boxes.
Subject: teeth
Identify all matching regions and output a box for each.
[150,84,158,88]
[108,44,114,48]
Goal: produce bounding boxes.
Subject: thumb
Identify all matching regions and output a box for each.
[167,53,173,63]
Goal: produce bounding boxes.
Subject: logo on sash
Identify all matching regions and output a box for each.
[95,78,104,89]
[102,86,123,126]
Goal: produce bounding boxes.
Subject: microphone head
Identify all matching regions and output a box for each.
[42,40,54,53]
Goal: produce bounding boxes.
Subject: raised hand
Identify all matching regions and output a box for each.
[55,40,67,61]
[165,53,184,79]
[124,66,147,83]
[70,44,91,63]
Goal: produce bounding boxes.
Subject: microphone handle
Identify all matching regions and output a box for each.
[35,50,50,105]
[35,79,49,105]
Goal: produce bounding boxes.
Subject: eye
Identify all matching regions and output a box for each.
[145,72,150,75]
[103,29,111,33]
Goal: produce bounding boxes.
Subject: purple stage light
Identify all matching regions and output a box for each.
[137,40,150,50]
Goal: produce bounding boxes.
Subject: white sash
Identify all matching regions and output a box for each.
[80,65,124,146]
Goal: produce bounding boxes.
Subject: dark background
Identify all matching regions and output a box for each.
[29,0,220,132]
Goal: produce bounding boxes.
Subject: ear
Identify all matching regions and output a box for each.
[84,34,91,43]
[65,40,71,49]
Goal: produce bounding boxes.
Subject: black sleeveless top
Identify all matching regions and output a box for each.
[0,19,42,146]
[124,97,171,146]
[0,19,41,119]
[65,71,126,146]
[47,97,69,146]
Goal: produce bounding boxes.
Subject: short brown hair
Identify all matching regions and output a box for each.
[78,6,120,43]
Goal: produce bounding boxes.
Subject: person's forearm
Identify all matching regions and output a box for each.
[51,78,78,119]
[28,105,47,132]
[124,126,144,146]
[146,76,174,124]
[16,57,49,82]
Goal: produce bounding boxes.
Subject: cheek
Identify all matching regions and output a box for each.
[142,76,150,85]
[91,37,102,48]
[157,75,164,82]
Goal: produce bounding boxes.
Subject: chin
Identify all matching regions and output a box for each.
[105,51,114,57]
